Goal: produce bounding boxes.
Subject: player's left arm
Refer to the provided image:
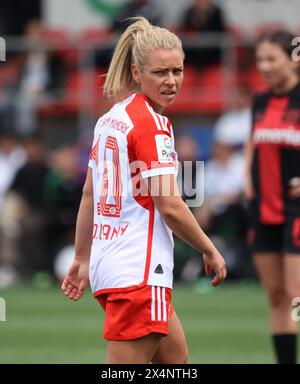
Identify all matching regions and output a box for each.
[62,168,93,301]
[149,174,227,287]
[244,138,255,200]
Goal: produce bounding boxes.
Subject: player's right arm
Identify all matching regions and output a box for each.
[62,168,93,301]
[149,174,227,287]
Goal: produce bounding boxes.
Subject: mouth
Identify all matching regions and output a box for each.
[262,73,274,81]
[161,90,177,97]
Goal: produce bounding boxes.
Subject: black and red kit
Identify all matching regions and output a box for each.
[250,83,300,253]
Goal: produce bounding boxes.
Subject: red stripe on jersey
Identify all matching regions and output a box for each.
[125,94,157,285]
[255,97,289,224]
[143,201,155,284]
[258,144,284,224]
[261,97,289,125]
[93,283,147,297]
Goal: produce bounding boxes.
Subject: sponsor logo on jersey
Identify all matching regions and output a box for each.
[155,135,173,163]
[253,126,300,145]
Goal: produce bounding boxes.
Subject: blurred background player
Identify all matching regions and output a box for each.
[245,30,300,364]
[62,17,226,364]
[179,0,227,69]
[0,19,65,137]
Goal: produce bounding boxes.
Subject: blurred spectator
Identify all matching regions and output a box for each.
[173,134,203,281]
[0,139,83,282]
[0,133,26,204]
[0,19,65,137]
[43,144,83,276]
[193,137,248,277]
[180,0,227,69]
[194,139,245,234]
[0,134,50,281]
[0,0,40,36]
[214,86,252,149]
[85,0,162,68]
[112,0,162,32]
[175,134,199,202]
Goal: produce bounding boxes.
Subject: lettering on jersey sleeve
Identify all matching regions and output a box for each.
[155,134,173,163]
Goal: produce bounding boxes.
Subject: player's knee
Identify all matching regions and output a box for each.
[268,288,287,308]
[286,287,300,304]
[169,344,189,364]
[180,346,189,364]
[152,342,189,364]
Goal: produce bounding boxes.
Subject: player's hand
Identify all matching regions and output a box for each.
[61,259,89,301]
[203,251,227,287]
[289,177,300,199]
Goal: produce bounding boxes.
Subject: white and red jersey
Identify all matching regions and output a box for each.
[88,93,178,297]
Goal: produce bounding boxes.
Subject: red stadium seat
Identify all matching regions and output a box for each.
[167,64,228,114]
[42,27,70,48]
[0,57,20,93]
[38,67,106,116]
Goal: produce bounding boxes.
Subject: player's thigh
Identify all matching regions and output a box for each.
[151,310,189,364]
[284,254,300,299]
[106,333,162,364]
[253,252,284,292]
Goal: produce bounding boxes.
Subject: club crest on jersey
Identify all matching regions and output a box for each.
[155,134,172,163]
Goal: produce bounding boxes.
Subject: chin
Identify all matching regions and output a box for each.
[167,99,176,108]
[163,98,176,108]
[263,76,277,88]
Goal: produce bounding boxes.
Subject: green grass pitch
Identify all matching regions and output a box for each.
[0,281,297,363]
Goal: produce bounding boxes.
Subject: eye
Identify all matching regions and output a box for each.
[173,68,183,75]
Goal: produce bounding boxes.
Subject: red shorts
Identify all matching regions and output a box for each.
[96,285,174,341]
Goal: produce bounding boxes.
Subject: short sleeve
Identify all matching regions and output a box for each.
[88,123,100,169]
[135,130,177,179]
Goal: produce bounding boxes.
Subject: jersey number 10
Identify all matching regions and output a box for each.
[97,135,122,218]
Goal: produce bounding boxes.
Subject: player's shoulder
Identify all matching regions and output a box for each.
[252,82,300,109]
[125,93,170,136]
[251,89,273,114]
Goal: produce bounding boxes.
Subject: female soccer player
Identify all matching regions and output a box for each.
[62,17,227,364]
[245,30,300,364]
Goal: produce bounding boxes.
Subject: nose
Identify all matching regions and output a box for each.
[258,59,271,74]
[165,71,176,85]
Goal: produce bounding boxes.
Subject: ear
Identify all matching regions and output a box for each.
[131,63,141,84]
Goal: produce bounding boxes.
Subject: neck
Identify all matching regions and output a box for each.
[272,74,299,95]
[142,94,164,114]
[154,105,164,114]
